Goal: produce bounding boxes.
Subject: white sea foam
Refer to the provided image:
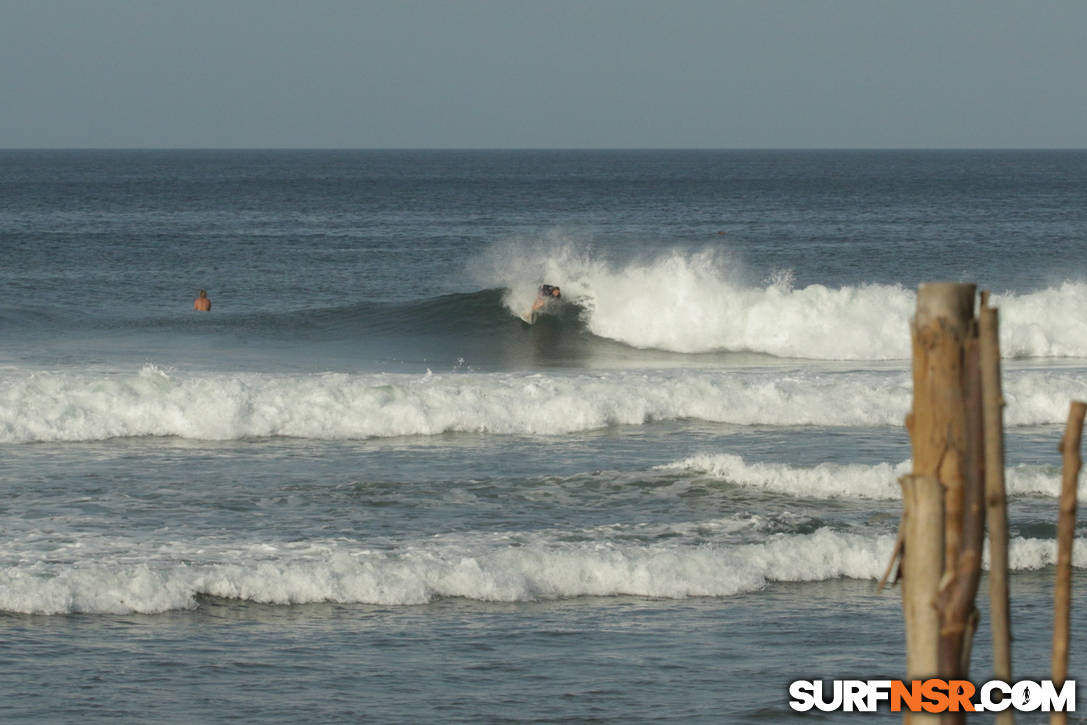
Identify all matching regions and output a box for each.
[662,455,909,499]
[995,282,1087,358]
[0,527,893,614]
[662,454,1081,501]
[486,242,1087,359]
[3,365,1085,442]
[3,525,1082,615]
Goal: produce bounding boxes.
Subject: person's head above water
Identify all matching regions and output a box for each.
[539,284,561,298]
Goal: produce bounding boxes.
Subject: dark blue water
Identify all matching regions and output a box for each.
[2,150,1086,723]
[6,150,1087,310]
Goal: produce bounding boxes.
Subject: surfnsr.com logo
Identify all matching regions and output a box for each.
[788,679,1075,713]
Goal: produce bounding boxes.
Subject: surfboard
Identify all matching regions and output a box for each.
[518,310,537,325]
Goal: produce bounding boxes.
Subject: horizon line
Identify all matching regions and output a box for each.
[3,146,1086,153]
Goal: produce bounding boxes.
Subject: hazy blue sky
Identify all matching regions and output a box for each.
[3,0,1085,148]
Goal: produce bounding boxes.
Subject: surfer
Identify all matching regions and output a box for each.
[193,289,211,311]
[519,284,561,324]
[531,284,561,312]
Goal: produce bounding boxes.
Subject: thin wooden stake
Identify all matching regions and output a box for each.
[878,523,904,593]
[979,301,1014,725]
[1051,400,1085,725]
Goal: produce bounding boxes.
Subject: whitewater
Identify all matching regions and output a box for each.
[6,526,1086,616]
[661,454,1085,501]
[491,245,1087,359]
[3,362,1086,442]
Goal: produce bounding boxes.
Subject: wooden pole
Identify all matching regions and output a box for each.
[902,282,977,724]
[899,473,945,678]
[936,334,985,682]
[1051,401,1086,725]
[979,300,1015,725]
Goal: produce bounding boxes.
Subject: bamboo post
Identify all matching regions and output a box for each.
[899,473,945,678]
[1051,401,1085,725]
[902,282,978,724]
[979,299,1014,725]
[936,333,985,682]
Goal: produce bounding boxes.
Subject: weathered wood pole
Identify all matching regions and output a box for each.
[1051,401,1085,725]
[902,282,980,724]
[979,298,1015,725]
[937,328,986,683]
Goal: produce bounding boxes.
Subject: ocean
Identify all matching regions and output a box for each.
[1,149,1085,723]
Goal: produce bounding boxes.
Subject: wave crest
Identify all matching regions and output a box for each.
[662,454,1077,501]
[481,242,1087,359]
[0,527,893,614]
[4,365,1086,442]
[5,526,1083,615]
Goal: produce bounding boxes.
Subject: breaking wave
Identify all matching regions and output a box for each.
[482,243,1087,359]
[0,526,895,614]
[4,524,1082,615]
[662,454,1082,501]
[5,364,1087,442]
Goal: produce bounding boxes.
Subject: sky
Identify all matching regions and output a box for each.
[2,0,1086,149]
